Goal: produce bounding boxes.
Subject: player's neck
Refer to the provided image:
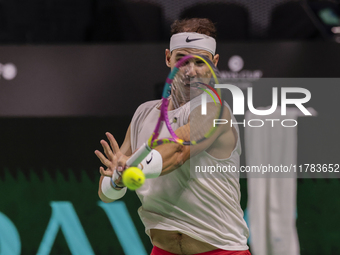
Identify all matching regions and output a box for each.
[168,97,186,111]
[168,99,175,111]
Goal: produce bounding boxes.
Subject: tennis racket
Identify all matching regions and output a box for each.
[125,54,223,170]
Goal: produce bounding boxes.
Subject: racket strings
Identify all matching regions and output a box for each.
[171,76,222,143]
[170,73,186,109]
[189,100,221,142]
[172,103,220,143]
[166,55,223,145]
[171,62,214,109]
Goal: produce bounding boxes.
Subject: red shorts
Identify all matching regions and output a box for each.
[151,246,251,255]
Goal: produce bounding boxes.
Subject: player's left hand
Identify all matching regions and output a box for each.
[94,132,128,186]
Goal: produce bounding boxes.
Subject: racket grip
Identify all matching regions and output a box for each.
[126,143,152,167]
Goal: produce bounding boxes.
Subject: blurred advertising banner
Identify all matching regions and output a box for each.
[0,42,339,117]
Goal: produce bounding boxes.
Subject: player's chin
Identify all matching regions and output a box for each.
[184,82,199,90]
[190,88,203,98]
[181,84,201,100]
[182,83,192,93]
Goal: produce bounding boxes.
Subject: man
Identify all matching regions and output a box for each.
[95,18,250,255]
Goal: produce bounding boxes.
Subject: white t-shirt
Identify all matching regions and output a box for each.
[130,99,249,251]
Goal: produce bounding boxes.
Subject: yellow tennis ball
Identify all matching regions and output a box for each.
[122,167,145,190]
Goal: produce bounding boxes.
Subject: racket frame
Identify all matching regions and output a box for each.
[149,54,221,148]
[126,54,223,167]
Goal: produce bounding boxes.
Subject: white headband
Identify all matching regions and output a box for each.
[170,32,216,55]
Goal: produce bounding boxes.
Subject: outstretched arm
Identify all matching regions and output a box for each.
[145,104,232,175]
[95,104,232,199]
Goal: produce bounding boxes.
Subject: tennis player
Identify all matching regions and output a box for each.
[95,18,251,255]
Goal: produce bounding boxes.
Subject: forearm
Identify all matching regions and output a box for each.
[152,110,229,175]
[155,143,190,176]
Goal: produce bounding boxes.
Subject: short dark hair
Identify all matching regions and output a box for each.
[170,18,217,39]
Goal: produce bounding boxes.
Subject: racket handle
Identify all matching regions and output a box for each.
[126,143,152,167]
